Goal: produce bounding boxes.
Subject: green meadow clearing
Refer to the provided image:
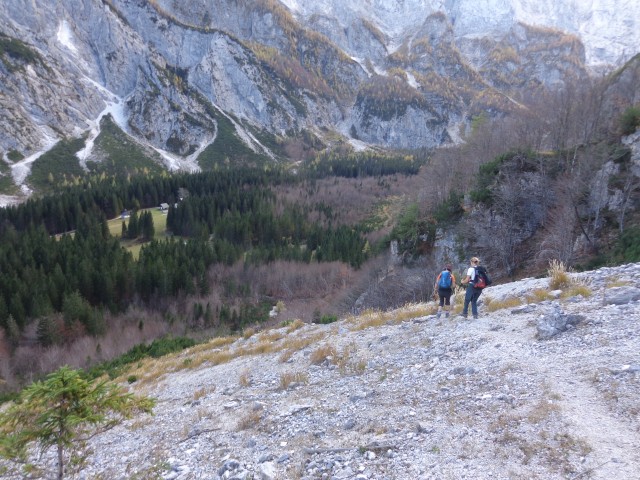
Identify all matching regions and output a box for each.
[107,207,170,259]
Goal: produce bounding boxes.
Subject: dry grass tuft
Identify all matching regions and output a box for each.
[340,356,367,376]
[393,302,436,321]
[129,336,272,385]
[548,259,571,290]
[249,340,275,355]
[134,334,287,383]
[560,285,592,299]
[275,300,286,314]
[128,416,153,431]
[278,349,295,364]
[450,303,464,315]
[547,260,594,297]
[132,358,170,386]
[332,342,367,375]
[193,387,209,401]
[605,276,629,288]
[188,336,237,355]
[237,409,263,431]
[334,342,355,373]
[526,289,553,303]
[192,349,235,369]
[285,319,305,333]
[279,371,309,390]
[259,330,286,343]
[310,344,338,365]
[527,399,561,424]
[348,308,403,330]
[451,284,465,301]
[189,345,260,372]
[484,296,523,312]
[242,327,257,339]
[279,332,326,363]
[239,369,251,387]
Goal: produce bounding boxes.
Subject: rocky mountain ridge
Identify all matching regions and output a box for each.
[1,1,638,203]
[4,261,638,479]
[283,0,640,68]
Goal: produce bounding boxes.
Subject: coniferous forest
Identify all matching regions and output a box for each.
[0,164,391,345]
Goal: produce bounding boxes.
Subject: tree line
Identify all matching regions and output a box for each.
[302,151,421,179]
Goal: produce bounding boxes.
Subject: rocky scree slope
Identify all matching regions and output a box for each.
[3,262,640,479]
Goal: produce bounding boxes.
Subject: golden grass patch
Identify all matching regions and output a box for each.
[560,285,592,298]
[279,332,326,363]
[259,330,286,343]
[310,344,338,365]
[526,289,553,303]
[188,336,237,355]
[450,303,464,315]
[285,319,305,333]
[348,308,401,331]
[394,302,436,320]
[484,296,523,312]
[242,327,256,339]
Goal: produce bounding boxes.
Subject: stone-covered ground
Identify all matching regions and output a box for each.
[3,263,640,480]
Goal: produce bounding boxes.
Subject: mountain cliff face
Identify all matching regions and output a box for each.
[0,0,638,197]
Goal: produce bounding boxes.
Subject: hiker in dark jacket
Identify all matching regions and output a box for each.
[461,257,482,319]
[434,264,456,319]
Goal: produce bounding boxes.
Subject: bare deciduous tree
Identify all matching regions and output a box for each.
[536,191,577,267]
[486,175,526,276]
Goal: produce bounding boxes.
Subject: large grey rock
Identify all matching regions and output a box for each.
[536,306,585,339]
[603,287,640,305]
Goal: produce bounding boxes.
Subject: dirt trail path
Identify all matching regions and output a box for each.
[546,365,640,479]
[466,308,640,479]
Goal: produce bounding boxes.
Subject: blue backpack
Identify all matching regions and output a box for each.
[438,270,452,288]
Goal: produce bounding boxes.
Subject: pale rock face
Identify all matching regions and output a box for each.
[0,0,638,191]
[346,106,452,149]
[282,0,640,67]
[623,131,640,182]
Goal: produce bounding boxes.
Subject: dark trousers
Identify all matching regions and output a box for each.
[462,285,482,317]
[438,288,452,306]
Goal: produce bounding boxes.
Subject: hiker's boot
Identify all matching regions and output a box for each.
[445,312,450,318]
[436,312,441,319]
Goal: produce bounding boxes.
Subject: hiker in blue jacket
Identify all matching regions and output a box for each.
[434,264,456,319]
[461,257,482,319]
